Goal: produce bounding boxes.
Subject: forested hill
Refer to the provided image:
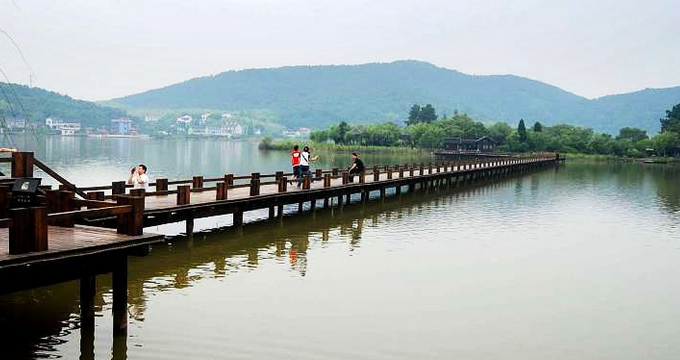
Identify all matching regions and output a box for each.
[112,61,677,134]
[0,82,128,127]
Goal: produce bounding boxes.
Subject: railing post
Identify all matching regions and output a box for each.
[176,185,191,205]
[59,191,75,227]
[409,166,414,177]
[116,195,144,236]
[250,173,261,196]
[359,172,365,184]
[315,168,322,180]
[216,182,228,200]
[9,208,31,254]
[0,186,10,219]
[373,165,380,181]
[112,181,126,196]
[302,174,311,190]
[224,174,234,187]
[155,178,168,192]
[278,176,288,192]
[192,176,204,190]
[275,171,284,184]
[324,173,331,188]
[387,166,393,179]
[11,151,34,178]
[399,167,404,178]
[31,206,48,251]
[332,168,339,176]
[342,171,349,185]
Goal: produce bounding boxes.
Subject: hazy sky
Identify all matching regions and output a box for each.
[1,0,679,101]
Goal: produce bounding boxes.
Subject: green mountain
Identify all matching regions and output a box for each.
[587,87,680,134]
[108,60,680,134]
[0,82,128,127]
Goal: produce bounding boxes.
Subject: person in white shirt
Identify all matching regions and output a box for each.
[127,164,149,190]
[297,146,318,187]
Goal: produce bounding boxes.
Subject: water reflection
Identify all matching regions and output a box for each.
[1,161,679,359]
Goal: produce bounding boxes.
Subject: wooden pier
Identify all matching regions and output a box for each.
[0,151,561,341]
[0,151,164,338]
[69,153,562,233]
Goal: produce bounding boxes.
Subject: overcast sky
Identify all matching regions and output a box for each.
[1,0,679,101]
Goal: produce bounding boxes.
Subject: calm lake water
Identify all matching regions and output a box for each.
[1,136,680,359]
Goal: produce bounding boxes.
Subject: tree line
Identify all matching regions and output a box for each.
[309,103,680,157]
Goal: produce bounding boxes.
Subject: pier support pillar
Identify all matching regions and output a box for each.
[112,256,128,335]
[80,274,96,331]
[79,273,96,360]
[233,211,244,227]
[269,206,275,219]
[277,205,284,219]
[186,217,194,235]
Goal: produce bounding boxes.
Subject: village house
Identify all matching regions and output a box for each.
[45,117,82,135]
[443,136,497,153]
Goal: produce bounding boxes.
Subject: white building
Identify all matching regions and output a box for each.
[224,121,244,136]
[45,117,81,135]
[176,115,193,124]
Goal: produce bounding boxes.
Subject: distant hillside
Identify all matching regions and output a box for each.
[586,87,680,134]
[105,61,679,134]
[0,82,128,127]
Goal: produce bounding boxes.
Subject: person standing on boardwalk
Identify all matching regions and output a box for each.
[297,145,319,187]
[127,164,149,190]
[290,145,301,184]
[348,152,365,182]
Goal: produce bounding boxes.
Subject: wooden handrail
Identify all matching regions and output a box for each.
[33,158,88,199]
[48,205,132,222]
[36,156,557,195]
[72,198,118,208]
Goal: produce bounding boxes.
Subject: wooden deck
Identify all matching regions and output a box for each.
[0,225,163,268]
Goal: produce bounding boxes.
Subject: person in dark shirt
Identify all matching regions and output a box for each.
[348,152,365,182]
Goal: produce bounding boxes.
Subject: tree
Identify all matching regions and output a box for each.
[517,119,527,143]
[652,131,679,157]
[660,103,680,134]
[407,104,421,126]
[616,127,648,142]
[533,121,543,132]
[419,104,438,123]
[335,121,349,144]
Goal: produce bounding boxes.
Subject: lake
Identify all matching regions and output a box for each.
[1,136,680,359]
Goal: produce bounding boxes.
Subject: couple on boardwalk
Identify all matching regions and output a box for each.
[289,145,366,186]
[290,145,318,187]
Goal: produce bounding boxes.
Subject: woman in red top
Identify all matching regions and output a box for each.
[290,145,301,183]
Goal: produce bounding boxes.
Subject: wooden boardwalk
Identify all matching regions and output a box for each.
[89,156,561,230]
